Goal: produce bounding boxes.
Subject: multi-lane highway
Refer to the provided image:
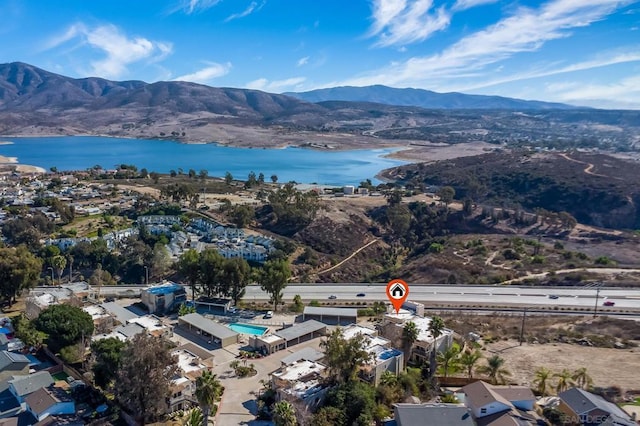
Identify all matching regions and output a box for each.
[243,284,640,309]
[43,283,640,310]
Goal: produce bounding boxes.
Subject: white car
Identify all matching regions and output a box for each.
[264,311,273,319]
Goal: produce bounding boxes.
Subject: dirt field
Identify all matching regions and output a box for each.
[485,339,639,390]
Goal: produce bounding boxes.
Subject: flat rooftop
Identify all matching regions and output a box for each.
[272,360,326,382]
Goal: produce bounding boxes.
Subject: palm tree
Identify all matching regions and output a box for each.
[273,400,297,426]
[437,344,461,378]
[402,321,419,367]
[427,316,446,378]
[533,367,552,396]
[554,369,574,394]
[195,370,223,426]
[428,316,445,340]
[572,367,593,390]
[477,355,511,385]
[51,255,67,286]
[183,408,204,426]
[459,350,482,379]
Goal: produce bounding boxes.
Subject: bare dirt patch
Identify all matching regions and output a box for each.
[485,339,639,390]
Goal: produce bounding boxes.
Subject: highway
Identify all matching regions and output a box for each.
[40,283,640,310]
[243,284,640,309]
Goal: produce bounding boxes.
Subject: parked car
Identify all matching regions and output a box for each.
[328,295,337,299]
[264,310,273,319]
[356,293,366,297]
[548,295,559,299]
[603,300,615,306]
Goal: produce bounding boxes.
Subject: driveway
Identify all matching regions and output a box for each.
[213,338,323,425]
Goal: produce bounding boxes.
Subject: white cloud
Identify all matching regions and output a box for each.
[345,0,633,86]
[297,56,310,67]
[225,1,265,22]
[368,0,451,47]
[452,0,499,11]
[44,23,173,79]
[551,75,640,108]
[171,0,221,15]
[173,62,232,84]
[245,77,306,92]
[447,49,640,92]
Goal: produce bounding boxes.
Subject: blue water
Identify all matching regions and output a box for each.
[228,323,269,336]
[0,136,407,185]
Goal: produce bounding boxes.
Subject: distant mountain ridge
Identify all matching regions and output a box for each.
[285,84,579,110]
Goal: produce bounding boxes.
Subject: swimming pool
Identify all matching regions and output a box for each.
[228,323,269,336]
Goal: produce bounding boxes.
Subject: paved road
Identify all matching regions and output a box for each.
[243,284,640,309]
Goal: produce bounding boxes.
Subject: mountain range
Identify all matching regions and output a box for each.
[285,85,577,110]
[0,62,638,151]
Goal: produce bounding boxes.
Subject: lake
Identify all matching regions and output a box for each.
[0,136,407,185]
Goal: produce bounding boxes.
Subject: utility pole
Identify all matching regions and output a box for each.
[144,266,149,285]
[593,287,600,318]
[519,307,527,346]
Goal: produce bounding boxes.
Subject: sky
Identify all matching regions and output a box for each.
[1,0,639,109]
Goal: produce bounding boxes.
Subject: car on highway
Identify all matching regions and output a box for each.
[548,295,559,299]
[328,295,337,299]
[356,293,366,297]
[603,300,615,306]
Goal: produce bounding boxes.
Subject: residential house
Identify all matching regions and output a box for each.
[167,344,214,413]
[141,282,187,315]
[342,324,404,386]
[8,371,54,403]
[271,360,329,411]
[379,308,453,365]
[461,381,539,426]
[24,387,75,421]
[393,403,476,426]
[557,387,637,426]
[0,351,30,389]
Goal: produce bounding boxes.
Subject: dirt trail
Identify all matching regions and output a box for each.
[317,239,380,275]
[558,153,612,178]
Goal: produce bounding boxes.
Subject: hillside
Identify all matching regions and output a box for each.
[285,84,577,110]
[387,151,640,229]
[0,62,639,151]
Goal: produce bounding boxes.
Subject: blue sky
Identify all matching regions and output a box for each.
[1,0,639,108]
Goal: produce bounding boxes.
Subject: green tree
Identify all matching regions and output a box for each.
[116,334,178,423]
[320,328,371,384]
[402,321,419,367]
[273,401,297,426]
[178,303,196,316]
[199,169,208,182]
[322,381,375,426]
[459,350,482,379]
[533,367,552,396]
[13,314,46,349]
[199,249,225,297]
[554,368,574,393]
[477,355,511,385]
[572,367,593,390]
[151,243,171,278]
[222,257,251,304]
[245,171,258,188]
[258,259,291,312]
[51,255,67,285]
[225,171,233,185]
[195,370,223,426]
[35,304,94,352]
[311,406,345,426]
[258,172,265,184]
[91,337,126,389]
[178,249,201,300]
[437,344,461,378]
[270,174,278,183]
[150,171,160,184]
[0,246,43,306]
[291,295,304,313]
[183,408,204,426]
[427,315,446,377]
[232,205,255,228]
[437,186,456,207]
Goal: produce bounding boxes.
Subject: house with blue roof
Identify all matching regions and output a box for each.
[141,282,187,315]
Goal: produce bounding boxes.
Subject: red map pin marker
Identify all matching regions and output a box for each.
[386,279,409,314]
